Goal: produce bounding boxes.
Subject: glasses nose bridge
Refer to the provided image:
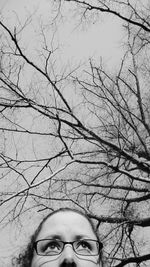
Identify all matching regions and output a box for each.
[63,241,74,250]
[62,241,78,256]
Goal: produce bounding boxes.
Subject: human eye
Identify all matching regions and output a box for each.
[39,240,62,255]
[75,240,93,254]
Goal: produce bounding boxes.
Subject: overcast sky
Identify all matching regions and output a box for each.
[0,0,124,265]
[0,0,124,68]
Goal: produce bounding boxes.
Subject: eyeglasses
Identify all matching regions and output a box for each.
[34,239,103,256]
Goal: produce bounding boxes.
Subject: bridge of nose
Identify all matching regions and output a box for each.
[59,243,76,263]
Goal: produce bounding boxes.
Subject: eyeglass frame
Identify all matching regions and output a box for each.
[34,238,103,256]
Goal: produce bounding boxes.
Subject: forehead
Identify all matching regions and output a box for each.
[37,211,96,240]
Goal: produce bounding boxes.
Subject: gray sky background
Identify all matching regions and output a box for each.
[0,0,125,265]
[0,0,124,66]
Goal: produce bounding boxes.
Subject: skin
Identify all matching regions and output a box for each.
[31,211,101,267]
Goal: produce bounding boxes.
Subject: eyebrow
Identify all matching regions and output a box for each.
[44,234,62,240]
[42,234,90,240]
[75,235,89,240]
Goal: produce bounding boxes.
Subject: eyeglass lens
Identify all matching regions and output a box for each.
[35,239,101,256]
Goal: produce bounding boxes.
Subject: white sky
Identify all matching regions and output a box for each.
[0,0,124,68]
[0,0,125,265]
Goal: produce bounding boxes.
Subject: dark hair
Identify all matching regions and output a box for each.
[13,207,102,267]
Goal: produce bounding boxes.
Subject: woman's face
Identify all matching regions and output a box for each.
[31,211,101,267]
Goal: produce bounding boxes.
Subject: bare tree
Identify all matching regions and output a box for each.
[0,0,150,266]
